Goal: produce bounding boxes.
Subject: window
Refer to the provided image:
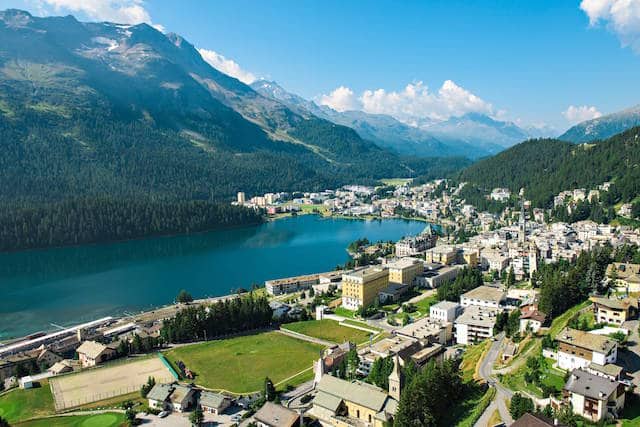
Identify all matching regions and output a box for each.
[357,409,360,418]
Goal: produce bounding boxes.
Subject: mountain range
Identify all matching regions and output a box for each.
[559,104,640,143]
[251,80,550,158]
[0,9,467,203]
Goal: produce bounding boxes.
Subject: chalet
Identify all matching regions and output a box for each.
[590,296,637,326]
[519,310,546,334]
[607,263,640,292]
[75,340,118,368]
[147,383,195,413]
[555,328,617,371]
[563,369,625,422]
[199,391,231,416]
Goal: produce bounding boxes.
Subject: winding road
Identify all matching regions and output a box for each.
[474,333,514,427]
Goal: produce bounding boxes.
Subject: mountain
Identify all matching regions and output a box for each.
[251,80,535,158]
[458,127,640,208]
[560,105,640,143]
[0,9,458,206]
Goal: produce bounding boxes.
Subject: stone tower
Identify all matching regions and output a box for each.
[388,354,403,401]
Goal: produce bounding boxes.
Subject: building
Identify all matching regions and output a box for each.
[460,286,506,308]
[265,273,320,296]
[511,413,559,427]
[454,306,499,345]
[555,328,618,371]
[425,245,457,265]
[48,359,80,376]
[590,296,637,325]
[387,258,424,285]
[395,228,437,257]
[147,383,195,413]
[395,316,453,345]
[416,265,461,289]
[75,340,117,368]
[563,369,625,422]
[341,267,389,310]
[237,192,246,205]
[429,301,461,323]
[310,375,398,427]
[480,248,511,273]
[378,283,410,304]
[199,391,231,415]
[18,375,33,389]
[608,262,640,292]
[409,343,445,368]
[254,402,299,427]
[491,188,511,202]
[586,363,624,381]
[519,310,546,334]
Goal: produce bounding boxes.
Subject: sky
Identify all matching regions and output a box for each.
[1,0,640,132]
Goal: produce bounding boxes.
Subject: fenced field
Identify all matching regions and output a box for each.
[49,356,174,410]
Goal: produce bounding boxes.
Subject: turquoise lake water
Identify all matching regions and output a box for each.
[0,215,427,339]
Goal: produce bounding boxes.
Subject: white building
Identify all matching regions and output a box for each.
[556,328,618,371]
[429,301,461,323]
[454,306,499,345]
[460,286,506,309]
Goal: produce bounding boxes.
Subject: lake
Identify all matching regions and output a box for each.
[0,215,428,339]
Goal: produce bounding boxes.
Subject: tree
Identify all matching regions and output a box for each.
[125,408,137,426]
[506,309,521,338]
[263,377,276,402]
[367,356,394,389]
[140,376,155,398]
[189,406,204,426]
[176,289,193,304]
[0,417,10,427]
[346,348,360,380]
[510,393,534,419]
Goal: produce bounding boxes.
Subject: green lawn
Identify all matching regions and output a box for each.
[333,306,356,318]
[163,331,324,393]
[548,300,591,338]
[15,413,125,427]
[0,381,55,423]
[414,295,438,314]
[460,341,490,382]
[503,357,565,398]
[282,319,372,344]
[444,385,494,427]
[340,319,381,332]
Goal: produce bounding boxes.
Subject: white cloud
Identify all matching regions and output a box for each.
[580,0,640,53]
[197,48,257,84]
[318,80,495,122]
[37,0,164,31]
[562,105,603,124]
[318,86,359,112]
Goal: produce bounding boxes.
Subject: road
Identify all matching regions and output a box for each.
[474,333,514,427]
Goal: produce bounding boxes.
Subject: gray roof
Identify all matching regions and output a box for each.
[455,305,498,328]
[461,286,506,303]
[314,375,392,412]
[147,383,173,402]
[556,328,617,354]
[379,283,408,295]
[254,402,299,427]
[199,391,229,409]
[431,301,459,310]
[564,369,620,400]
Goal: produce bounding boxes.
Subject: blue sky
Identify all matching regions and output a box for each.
[2,0,640,132]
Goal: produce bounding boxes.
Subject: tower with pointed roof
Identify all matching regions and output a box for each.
[388,354,403,401]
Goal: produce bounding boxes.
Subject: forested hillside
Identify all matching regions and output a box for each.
[459,127,640,208]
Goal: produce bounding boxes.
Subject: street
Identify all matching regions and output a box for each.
[474,333,514,427]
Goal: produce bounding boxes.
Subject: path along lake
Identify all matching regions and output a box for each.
[0,215,427,339]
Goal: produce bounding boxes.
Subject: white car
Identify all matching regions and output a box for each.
[158,411,170,418]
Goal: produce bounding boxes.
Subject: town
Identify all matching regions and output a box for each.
[2,177,640,427]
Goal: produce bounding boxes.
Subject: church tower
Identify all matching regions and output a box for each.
[388,354,403,401]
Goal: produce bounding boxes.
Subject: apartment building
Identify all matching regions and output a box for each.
[454,306,499,345]
[425,245,457,265]
[590,296,637,326]
[429,301,461,323]
[387,257,424,285]
[341,267,389,310]
[556,328,618,371]
[460,286,506,309]
[563,369,625,422]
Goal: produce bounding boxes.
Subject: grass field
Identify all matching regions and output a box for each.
[164,331,324,393]
[548,301,591,338]
[15,413,125,427]
[340,319,382,332]
[333,306,356,318]
[460,341,490,382]
[0,381,55,423]
[503,357,565,398]
[445,385,494,427]
[50,356,174,410]
[283,320,372,344]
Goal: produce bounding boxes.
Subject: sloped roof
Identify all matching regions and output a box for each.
[564,369,619,400]
[147,383,173,402]
[254,402,299,427]
[199,391,229,409]
[76,341,108,359]
[556,328,617,354]
[315,375,391,412]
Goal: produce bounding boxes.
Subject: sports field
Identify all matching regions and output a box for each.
[282,319,372,344]
[49,356,175,410]
[163,331,323,393]
[0,381,54,424]
[15,413,125,427]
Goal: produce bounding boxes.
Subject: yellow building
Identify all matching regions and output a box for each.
[425,245,457,265]
[310,375,397,427]
[387,257,424,285]
[342,267,389,310]
[590,296,637,325]
[607,263,640,292]
[461,249,478,268]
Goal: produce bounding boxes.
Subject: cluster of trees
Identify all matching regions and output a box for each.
[160,294,272,343]
[140,376,156,398]
[393,359,465,426]
[0,198,263,252]
[551,198,616,224]
[494,309,521,337]
[459,127,640,210]
[329,349,360,381]
[116,334,163,356]
[510,393,535,419]
[436,267,483,302]
[534,245,612,318]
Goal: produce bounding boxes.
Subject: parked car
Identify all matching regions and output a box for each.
[158,411,169,418]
